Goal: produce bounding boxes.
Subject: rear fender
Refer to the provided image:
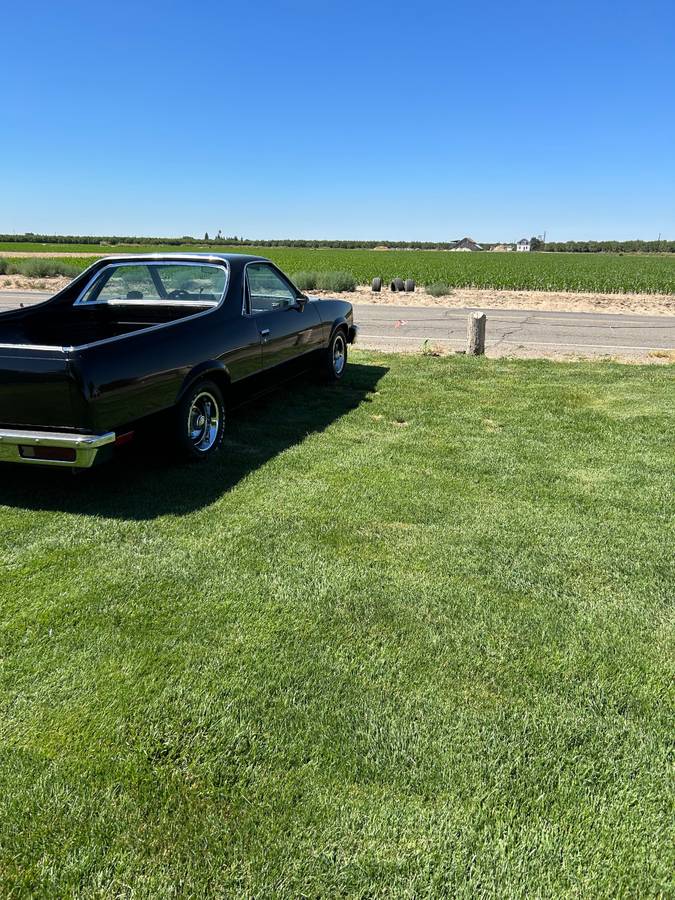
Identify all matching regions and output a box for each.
[176,361,231,404]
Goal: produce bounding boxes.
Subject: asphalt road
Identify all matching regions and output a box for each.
[1,290,674,357]
[0,290,53,311]
[353,304,675,356]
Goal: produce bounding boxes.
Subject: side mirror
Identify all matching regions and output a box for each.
[296,294,308,309]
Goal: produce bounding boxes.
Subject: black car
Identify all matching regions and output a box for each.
[0,254,358,467]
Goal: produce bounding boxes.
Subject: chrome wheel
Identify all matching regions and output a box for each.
[187,391,220,453]
[333,334,346,375]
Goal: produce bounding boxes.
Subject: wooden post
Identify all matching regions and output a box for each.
[467,312,486,355]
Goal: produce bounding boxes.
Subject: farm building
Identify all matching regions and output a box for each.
[516,238,531,252]
[492,243,514,252]
[450,237,483,252]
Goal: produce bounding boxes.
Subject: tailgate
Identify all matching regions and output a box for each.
[0,346,79,430]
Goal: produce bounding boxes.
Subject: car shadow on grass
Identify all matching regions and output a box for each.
[0,363,388,521]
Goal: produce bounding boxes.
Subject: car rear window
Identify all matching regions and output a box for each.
[77,263,227,306]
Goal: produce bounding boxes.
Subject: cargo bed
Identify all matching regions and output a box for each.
[0,303,209,350]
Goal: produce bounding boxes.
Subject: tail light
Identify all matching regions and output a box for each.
[19,445,77,462]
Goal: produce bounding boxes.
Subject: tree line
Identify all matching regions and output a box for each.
[1,233,470,250]
[0,233,205,246]
[539,240,675,253]
[1,234,673,253]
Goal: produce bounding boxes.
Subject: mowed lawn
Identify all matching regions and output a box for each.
[0,353,673,897]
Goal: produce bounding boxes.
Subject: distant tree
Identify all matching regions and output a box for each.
[217,229,222,240]
[1,232,673,253]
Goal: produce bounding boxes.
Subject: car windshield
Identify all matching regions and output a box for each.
[77,263,227,305]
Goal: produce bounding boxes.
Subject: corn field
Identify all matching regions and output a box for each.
[247,248,675,293]
[250,248,675,293]
[3,247,674,294]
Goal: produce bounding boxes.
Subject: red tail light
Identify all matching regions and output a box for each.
[18,445,77,462]
[114,431,135,447]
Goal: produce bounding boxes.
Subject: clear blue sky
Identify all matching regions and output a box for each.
[1,0,673,242]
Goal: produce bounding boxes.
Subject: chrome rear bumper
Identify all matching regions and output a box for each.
[0,428,116,468]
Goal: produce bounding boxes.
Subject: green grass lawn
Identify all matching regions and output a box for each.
[0,353,673,897]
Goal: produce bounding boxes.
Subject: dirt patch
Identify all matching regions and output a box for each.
[482,346,675,364]
[0,275,72,292]
[357,342,674,365]
[311,285,675,317]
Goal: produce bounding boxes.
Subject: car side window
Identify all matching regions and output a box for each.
[246,264,297,314]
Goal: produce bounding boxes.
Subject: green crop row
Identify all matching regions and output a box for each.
[251,248,675,294]
[2,246,674,294]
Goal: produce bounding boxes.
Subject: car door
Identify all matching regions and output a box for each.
[245,263,322,369]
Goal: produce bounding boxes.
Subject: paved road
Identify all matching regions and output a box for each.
[1,290,674,357]
[353,304,675,356]
[0,291,55,310]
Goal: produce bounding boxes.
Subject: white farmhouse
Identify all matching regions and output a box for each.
[516,238,531,252]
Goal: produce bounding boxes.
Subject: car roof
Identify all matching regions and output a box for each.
[94,252,270,268]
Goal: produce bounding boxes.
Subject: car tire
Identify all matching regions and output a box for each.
[173,379,226,461]
[322,328,348,381]
[372,277,382,292]
[404,278,415,292]
[391,277,404,292]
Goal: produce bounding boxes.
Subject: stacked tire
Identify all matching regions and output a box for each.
[388,278,415,292]
[373,277,416,293]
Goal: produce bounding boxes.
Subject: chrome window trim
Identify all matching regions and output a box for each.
[79,299,218,309]
[73,260,228,308]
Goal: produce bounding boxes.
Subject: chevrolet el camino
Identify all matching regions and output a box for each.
[0,254,358,467]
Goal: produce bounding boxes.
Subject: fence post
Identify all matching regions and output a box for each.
[467,312,486,355]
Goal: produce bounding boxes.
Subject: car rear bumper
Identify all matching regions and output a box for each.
[348,324,359,344]
[0,428,116,468]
